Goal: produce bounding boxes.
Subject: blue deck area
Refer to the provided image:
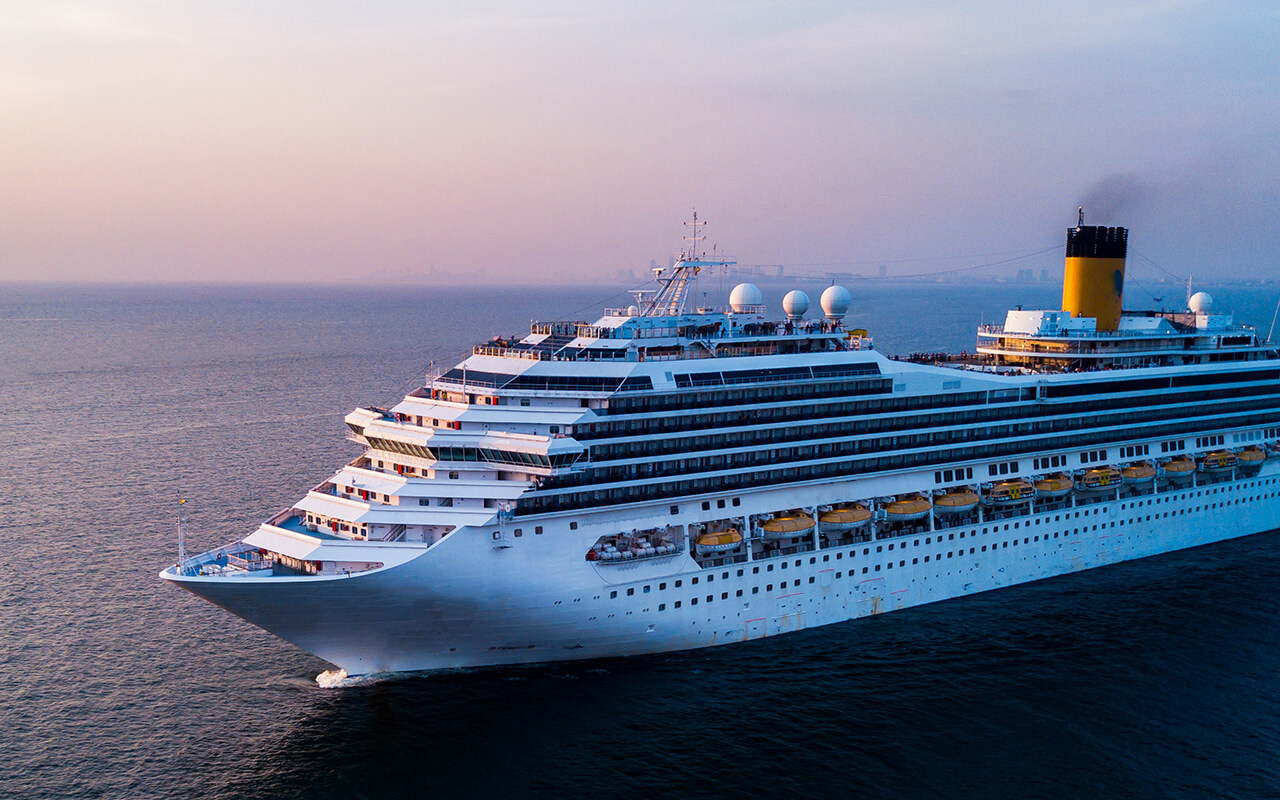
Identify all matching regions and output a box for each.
[274,515,344,540]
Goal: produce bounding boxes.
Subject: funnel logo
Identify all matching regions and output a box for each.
[1113,269,1124,297]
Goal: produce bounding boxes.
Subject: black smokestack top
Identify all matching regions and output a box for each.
[1066,225,1128,259]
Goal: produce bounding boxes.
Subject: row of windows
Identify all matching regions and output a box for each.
[1033,455,1067,470]
[579,382,1280,467]
[1081,449,1108,464]
[582,372,1280,445]
[988,460,1020,476]
[518,406,1280,514]
[553,392,1280,497]
[935,467,975,483]
[1195,434,1226,448]
[366,436,579,469]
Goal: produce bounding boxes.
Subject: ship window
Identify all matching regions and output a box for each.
[658,603,665,611]
[718,499,726,509]
[610,591,617,599]
[874,565,880,571]
[643,585,650,593]
[736,589,743,597]
[732,498,741,506]
[752,567,759,574]
[675,580,682,587]
[701,501,710,510]
[692,577,699,584]
[674,601,681,608]
[514,530,522,538]
[569,522,577,530]
[418,498,429,506]
[626,588,634,596]
[535,526,543,534]
[767,584,773,591]
[752,586,760,594]
[690,597,697,605]
[670,505,679,515]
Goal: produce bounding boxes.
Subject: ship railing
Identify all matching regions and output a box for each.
[695,552,749,568]
[755,542,815,559]
[471,345,548,360]
[227,552,272,572]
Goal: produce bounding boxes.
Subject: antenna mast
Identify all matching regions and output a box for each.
[177,493,188,566]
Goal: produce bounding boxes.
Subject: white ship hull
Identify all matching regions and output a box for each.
[166,465,1280,674]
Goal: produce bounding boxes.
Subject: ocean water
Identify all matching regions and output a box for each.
[1,280,1278,800]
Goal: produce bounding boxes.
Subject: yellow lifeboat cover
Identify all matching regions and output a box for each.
[761,514,816,534]
[935,490,979,508]
[696,529,742,547]
[885,495,932,515]
[1239,447,1266,463]
[820,505,871,524]
[1163,457,1195,472]
[1035,475,1074,493]
[1121,462,1156,480]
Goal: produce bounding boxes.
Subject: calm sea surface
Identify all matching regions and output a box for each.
[1,281,1278,800]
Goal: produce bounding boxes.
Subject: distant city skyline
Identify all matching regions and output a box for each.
[2,2,1278,284]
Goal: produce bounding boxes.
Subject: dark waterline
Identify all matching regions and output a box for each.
[2,282,1278,800]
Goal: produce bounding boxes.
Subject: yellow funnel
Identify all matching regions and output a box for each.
[1062,224,1127,331]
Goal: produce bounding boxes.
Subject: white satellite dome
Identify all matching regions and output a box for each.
[782,290,809,320]
[626,304,640,316]
[729,282,763,313]
[1189,291,1214,314]
[820,285,852,319]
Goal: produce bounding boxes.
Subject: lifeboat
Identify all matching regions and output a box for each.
[1034,474,1074,499]
[1238,446,1266,473]
[1077,466,1124,493]
[1199,450,1238,472]
[760,513,816,539]
[1120,461,1156,485]
[1162,456,1195,482]
[984,479,1036,506]
[933,489,979,516]
[818,504,872,533]
[695,529,743,556]
[883,494,932,522]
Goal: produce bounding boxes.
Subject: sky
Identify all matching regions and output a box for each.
[1,1,1278,285]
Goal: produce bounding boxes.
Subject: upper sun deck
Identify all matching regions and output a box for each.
[470,310,861,364]
[970,301,1277,373]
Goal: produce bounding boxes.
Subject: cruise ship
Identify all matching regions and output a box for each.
[162,214,1280,675]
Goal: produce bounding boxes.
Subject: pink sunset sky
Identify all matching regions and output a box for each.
[1,1,1278,284]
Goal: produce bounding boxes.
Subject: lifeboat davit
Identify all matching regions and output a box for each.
[933,489,979,516]
[1077,467,1124,494]
[695,529,743,555]
[760,513,816,539]
[1162,456,1195,482]
[984,479,1035,505]
[1034,474,1074,499]
[1120,461,1156,484]
[1199,450,1238,472]
[883,494,931,522]
[818,504,872,533]
[1238,446,1266,473]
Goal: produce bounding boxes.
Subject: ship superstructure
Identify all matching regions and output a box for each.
[162,215,1280,675]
